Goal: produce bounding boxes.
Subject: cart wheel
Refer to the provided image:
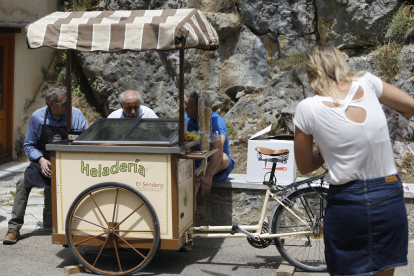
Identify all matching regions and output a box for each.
[65,182,160,275]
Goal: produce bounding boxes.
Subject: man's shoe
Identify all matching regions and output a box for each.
[3,228,20,245]
[179,242,192,252]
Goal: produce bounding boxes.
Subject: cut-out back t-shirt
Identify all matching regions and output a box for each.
[294,72,397,185]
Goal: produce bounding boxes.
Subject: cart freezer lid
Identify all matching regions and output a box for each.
[25,9,219,52]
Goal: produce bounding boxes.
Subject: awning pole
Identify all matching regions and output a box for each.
[66,50,72,143]
[179,39,186,144]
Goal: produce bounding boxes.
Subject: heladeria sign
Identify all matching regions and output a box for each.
[80,160,145,177]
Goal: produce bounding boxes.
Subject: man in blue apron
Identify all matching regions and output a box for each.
[3,86,88,245]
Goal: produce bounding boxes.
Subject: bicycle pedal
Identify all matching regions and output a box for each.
[230,223,238,235]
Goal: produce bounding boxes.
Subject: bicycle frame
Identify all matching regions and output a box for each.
[188,185,313,240]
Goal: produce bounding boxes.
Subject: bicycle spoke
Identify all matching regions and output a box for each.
[73,232,106,246]
[73,215,107,230]
[112,188,119,223]
[115,233,146,258]
[113,236,123,272]
[115,229,154,233]
[90,193,110,227]
[115,203,143,228]
[92,235,110,266]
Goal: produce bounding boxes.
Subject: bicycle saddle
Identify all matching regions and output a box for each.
[255,147,289,156]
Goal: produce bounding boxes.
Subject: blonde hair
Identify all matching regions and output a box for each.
[306,44,365,103]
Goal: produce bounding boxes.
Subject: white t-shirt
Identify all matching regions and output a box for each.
[294,72,397,185]
[107,105,158,119]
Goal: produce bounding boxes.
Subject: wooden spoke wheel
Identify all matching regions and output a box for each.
[65,183,160,275]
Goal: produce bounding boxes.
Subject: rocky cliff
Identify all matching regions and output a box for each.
[69,0,414,173]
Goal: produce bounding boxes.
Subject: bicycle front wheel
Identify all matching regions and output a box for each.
[271,186,328,272]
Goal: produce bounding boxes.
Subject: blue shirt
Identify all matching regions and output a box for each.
[24,106,88,162]
[185,112,232,168]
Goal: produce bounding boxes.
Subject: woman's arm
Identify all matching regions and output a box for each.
[294,126,324,174]
[379,81,414,120]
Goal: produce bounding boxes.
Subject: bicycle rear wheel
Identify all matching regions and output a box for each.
[271,186,328,272]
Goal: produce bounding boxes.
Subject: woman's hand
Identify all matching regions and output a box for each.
[294,126,325,175]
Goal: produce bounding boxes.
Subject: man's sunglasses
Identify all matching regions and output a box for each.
[53,101,67,106]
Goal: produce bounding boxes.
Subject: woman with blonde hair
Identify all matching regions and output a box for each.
[294,44,414,276]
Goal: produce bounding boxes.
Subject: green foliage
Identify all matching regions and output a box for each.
[9,191,15,198]
[372,42,403,82]
[278,50,307,73]
[188,0,237,13]
[205,0,237,13]
[386,3,414,43]
[64,0,101,11]
[226,122,237,135]
[188,0,204,8]
[371,3,414,82]
[47,51,105,124]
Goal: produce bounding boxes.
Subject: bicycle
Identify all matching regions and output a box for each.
[189,147,329,272]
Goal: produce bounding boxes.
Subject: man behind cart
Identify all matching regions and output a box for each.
[2,86,88,245]
[185,90,235,195]
[108,90,158,119]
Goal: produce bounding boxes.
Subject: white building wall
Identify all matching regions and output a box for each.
[1,0,59,160]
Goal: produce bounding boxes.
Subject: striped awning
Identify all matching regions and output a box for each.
[25,9,219,52]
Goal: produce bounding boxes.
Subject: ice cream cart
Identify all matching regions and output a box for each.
[25,8,219,275]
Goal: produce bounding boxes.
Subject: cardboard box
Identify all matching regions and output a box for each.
[246,125,296,184]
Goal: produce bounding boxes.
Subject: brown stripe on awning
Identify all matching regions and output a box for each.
[174,9,198,48]
[151,10,176,24]
[141,23,159,50]
[186,19,206,46]
[43,12,84,48]
[43,24,61,48]
[193,12,210,44]
[96,10,115,18]
[119,16,135,24]
[151,16,168,24]
[87,17,104,25]
[109,24,126,52]
[161,9,177,18]
[76,24,94,51]
[130,10,146,18]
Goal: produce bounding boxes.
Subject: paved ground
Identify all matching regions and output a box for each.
[1,161,414,276]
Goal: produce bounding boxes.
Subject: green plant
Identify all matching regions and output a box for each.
[64,0,101,11]
[48,51,105,124]
[278,50,307,73]
[188,0,204,8]
[40,190,45,196]
[226,122,237,135]
[9,191,15,197]
[372,41,403,82]
[386,3,414,43]
[204,0,237,13]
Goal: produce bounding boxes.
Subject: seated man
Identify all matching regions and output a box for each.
[108,90,158,118]
[3,86,88,244]
[185,90,235,196]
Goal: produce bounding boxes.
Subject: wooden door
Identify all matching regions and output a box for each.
[0,33,14,164]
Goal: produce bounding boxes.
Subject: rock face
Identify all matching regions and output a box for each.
[316,0,403,48]
[75,0,414,145]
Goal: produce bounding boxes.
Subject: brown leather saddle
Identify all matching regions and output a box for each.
[255,147,289,156]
